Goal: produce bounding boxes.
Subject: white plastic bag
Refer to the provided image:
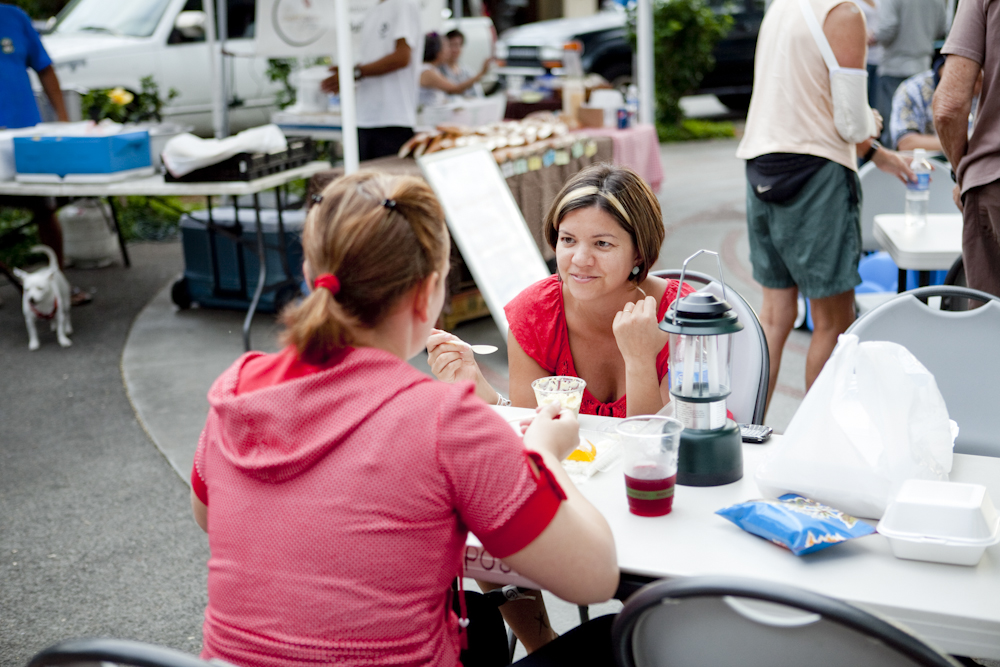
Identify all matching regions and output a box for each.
[756,334,954,519]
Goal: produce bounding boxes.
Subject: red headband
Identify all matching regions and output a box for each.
[314,273,340,296]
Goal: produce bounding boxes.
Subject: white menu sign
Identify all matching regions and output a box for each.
[419,146,551,339]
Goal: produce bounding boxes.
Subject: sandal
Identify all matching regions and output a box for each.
[71,286,93,306]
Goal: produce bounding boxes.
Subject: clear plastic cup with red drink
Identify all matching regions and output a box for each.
[616,416,684,517]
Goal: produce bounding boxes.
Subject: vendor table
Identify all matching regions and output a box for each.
[873,213,963,292]
[466,406,1000,660]
[572,124,664,193]
[0,161,331,350]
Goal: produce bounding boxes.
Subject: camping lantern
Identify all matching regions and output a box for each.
[659,250,744,486]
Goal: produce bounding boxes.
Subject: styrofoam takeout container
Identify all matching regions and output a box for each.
[876,480,1000,566]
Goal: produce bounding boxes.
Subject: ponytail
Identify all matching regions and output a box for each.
[281,172,449,364]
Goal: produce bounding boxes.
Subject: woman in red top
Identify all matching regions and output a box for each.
[429,163,689,419]
[190,172,618,667]
[428,163,687,649]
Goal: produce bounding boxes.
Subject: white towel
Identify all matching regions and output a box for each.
[162,124,288,177]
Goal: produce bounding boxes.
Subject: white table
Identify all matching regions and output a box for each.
[271,111,344,141]
[873,213,963,292]
[0,161,331,350]
[466,406,1000,659]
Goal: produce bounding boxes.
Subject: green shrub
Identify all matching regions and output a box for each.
[0,207,39,271]
[628,0,733,126]
[267,59,298,110]
[116,196,200,242]
[12,0,67,20]
[657,118,736,142]
[81,75,179,124]
[267,58,333,110]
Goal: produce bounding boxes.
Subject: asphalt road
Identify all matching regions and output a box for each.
[0,242,208,666]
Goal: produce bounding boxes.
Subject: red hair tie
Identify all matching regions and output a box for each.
[313,273,340,296]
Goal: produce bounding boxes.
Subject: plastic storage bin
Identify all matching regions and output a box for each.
[877,480,1000,566]
[14,131,151,181]
[173,206,306,313]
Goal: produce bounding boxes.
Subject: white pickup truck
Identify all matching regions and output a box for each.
[40,0,495,135]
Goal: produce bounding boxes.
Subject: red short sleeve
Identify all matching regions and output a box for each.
[504,276,563,373]
[191,463,208,505]
[435,384,565,559]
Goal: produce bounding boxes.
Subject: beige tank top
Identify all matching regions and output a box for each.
[736,0,863,171]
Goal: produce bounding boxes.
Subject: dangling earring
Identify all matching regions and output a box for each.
[631,266,640,276]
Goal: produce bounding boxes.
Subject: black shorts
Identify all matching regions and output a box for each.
[357,127,414,162]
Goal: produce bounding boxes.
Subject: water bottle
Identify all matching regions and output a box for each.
[626,84,639,127]
[905,148,931,229]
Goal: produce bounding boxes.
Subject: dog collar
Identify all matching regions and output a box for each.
[30,297,58,320]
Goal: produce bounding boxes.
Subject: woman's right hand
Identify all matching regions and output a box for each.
[522,402,580,460]
[427,329,480,384]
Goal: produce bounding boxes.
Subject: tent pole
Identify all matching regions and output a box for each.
[335,0,360,174]
[636,0,655,125]
[204,0,225,139]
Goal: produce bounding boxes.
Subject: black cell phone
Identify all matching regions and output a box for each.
[739,423,773,443]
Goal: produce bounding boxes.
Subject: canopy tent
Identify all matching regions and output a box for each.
[204,0,656,173]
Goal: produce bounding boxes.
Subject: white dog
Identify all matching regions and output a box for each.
[14,245,72,350]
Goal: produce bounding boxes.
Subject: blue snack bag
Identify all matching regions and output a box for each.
[716,494,876,555]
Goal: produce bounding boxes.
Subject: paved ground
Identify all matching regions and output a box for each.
[1,109,814,665]
[0,243,209,666]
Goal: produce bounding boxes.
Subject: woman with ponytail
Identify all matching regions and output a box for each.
[189,171,618,667]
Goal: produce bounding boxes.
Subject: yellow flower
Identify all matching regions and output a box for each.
[108,87,134,106]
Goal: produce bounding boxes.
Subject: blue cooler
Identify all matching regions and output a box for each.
[173,206,306,313]
[14,130,151,180]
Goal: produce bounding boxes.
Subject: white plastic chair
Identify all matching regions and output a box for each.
[613,576,960,667]
[652,270,769,425]
[858,159,959,252]
[845,286,1000,458]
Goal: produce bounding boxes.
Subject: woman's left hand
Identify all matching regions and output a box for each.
[612,295,668,366]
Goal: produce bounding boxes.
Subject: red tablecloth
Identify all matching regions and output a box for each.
[574,124,664,193]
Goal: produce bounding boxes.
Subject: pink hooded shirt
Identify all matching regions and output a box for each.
[193,346,563,667]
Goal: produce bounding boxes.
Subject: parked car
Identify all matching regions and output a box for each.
[494,0,764,111]
[37,0,495,136]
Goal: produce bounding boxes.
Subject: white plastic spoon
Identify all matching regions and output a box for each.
[449,338,498,355]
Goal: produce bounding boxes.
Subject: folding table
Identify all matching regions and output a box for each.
[0,161,331,350]
[873,213,963,292]
[468,406,1000,660]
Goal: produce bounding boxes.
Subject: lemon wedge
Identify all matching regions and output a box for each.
[567,439,597,462]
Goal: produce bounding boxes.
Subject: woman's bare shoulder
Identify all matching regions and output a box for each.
[643,274,669,304]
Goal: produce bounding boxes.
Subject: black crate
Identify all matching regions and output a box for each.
[166,138,315,182]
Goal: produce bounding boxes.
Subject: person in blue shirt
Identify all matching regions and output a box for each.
[0,4,66,129]
[0,5,90,304]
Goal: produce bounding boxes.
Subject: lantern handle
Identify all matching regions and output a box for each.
[672,249,730,326]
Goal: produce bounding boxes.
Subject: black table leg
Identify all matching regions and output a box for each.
[242,192,268,352]
[918,270,931,287]
[104,196,131,268]
[898,268,907,293]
